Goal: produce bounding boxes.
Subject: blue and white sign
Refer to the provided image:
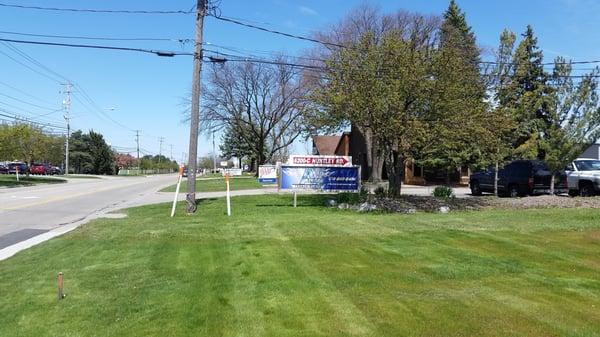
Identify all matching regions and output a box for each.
[280,165,360,192]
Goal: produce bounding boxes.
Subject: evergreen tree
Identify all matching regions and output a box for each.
[420,0,494,182]
[542,58,600,193]
[498,25,551,158]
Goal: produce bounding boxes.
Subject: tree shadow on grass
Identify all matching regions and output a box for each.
[194,198,218,205]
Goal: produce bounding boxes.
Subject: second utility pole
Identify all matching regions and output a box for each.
[62,82,72,176]
[186,0,206,214]
[135,130,140,169]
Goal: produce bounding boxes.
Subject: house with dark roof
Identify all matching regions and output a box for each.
[312,129,470,185]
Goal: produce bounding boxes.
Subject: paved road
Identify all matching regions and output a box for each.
[0,174,179,249]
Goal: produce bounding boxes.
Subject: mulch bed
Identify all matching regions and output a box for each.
[344,195,600,213]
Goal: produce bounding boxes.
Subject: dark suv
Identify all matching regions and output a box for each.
[470,160,567,197]
[7,162,29,175]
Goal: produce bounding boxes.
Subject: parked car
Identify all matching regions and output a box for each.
[48,166,63,175]
[0,163,8,174]
[7,162,29,175]
[470,160,568,197]
[30,163,48,175]
[565,158,600,197]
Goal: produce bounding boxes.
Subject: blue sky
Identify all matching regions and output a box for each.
[0,0,598,162]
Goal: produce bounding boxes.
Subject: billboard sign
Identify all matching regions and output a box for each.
[288,155,352,167]
[258,165,278,184]
[280,165,360,192]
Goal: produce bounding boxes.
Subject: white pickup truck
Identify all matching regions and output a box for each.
[565,158,600,196]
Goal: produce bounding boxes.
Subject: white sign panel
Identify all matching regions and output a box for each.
[258,165,277,184]
[223,168,242,176]
[288,155,352,167]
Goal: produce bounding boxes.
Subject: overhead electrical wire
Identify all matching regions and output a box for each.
[0,42,136,132]
[0,80,57,105]
[207,13,344,49]
[0,30,193,43]
[0,37,192,57]
[0,2,193,14]
[0,92,58,111]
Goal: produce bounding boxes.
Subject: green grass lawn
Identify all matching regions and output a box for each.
[1,194,600,336]
[0,175,66,187]
[161,176,266,192]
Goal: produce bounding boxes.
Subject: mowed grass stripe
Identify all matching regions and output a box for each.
[0,194,599,336]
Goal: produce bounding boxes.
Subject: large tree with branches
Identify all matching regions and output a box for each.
[201,61,308,168]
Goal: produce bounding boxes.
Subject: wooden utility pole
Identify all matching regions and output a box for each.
[186,0,206,213]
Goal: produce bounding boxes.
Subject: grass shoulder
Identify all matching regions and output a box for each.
[1,194,600,336]
[0,175,66,187]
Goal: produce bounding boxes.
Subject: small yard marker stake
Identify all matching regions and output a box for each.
[57,272,64,300]
[293,191,297,208]
[170,166,184,217]
[225,174,231,216]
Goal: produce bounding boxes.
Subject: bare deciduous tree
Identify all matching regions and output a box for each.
[201,60,308,168]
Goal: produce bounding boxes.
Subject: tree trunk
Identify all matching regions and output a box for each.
[364,128,374,181]
[385,150,403,198]
[550,174,555,195]
[494,162,499,197]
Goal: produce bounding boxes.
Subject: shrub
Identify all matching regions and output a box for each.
[374,186,388,198]
[336,186,368,204]
[433,186,454,199]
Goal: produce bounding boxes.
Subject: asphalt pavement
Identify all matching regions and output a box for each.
[0,175,177,252]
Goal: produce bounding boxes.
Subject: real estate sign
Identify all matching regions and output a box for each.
[280,165,360,192]
[258,165,277,184]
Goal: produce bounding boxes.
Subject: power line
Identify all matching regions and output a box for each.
[0,30,193,43]
[0,80,56,105]
[207,14,344,48]
[0,2,194,14]
[73,84,135,132]
[0,92,57,111]
[0,48,62,83]
[0,37,192,57]
[0,111,67,130]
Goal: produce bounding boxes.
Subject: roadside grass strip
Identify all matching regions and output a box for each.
[0,175,66,187]
[1,194,599,336]
[161,176,264,193]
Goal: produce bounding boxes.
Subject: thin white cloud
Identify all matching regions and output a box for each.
[298,5,318,16]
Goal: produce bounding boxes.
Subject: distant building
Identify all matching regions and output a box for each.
[311,129,467,185]
[579,143,600,159]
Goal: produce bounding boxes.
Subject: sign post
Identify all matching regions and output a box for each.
[225,174,231,216]
[170,165,184,217]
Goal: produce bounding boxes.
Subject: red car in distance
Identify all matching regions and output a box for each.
[30,163,48,175]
